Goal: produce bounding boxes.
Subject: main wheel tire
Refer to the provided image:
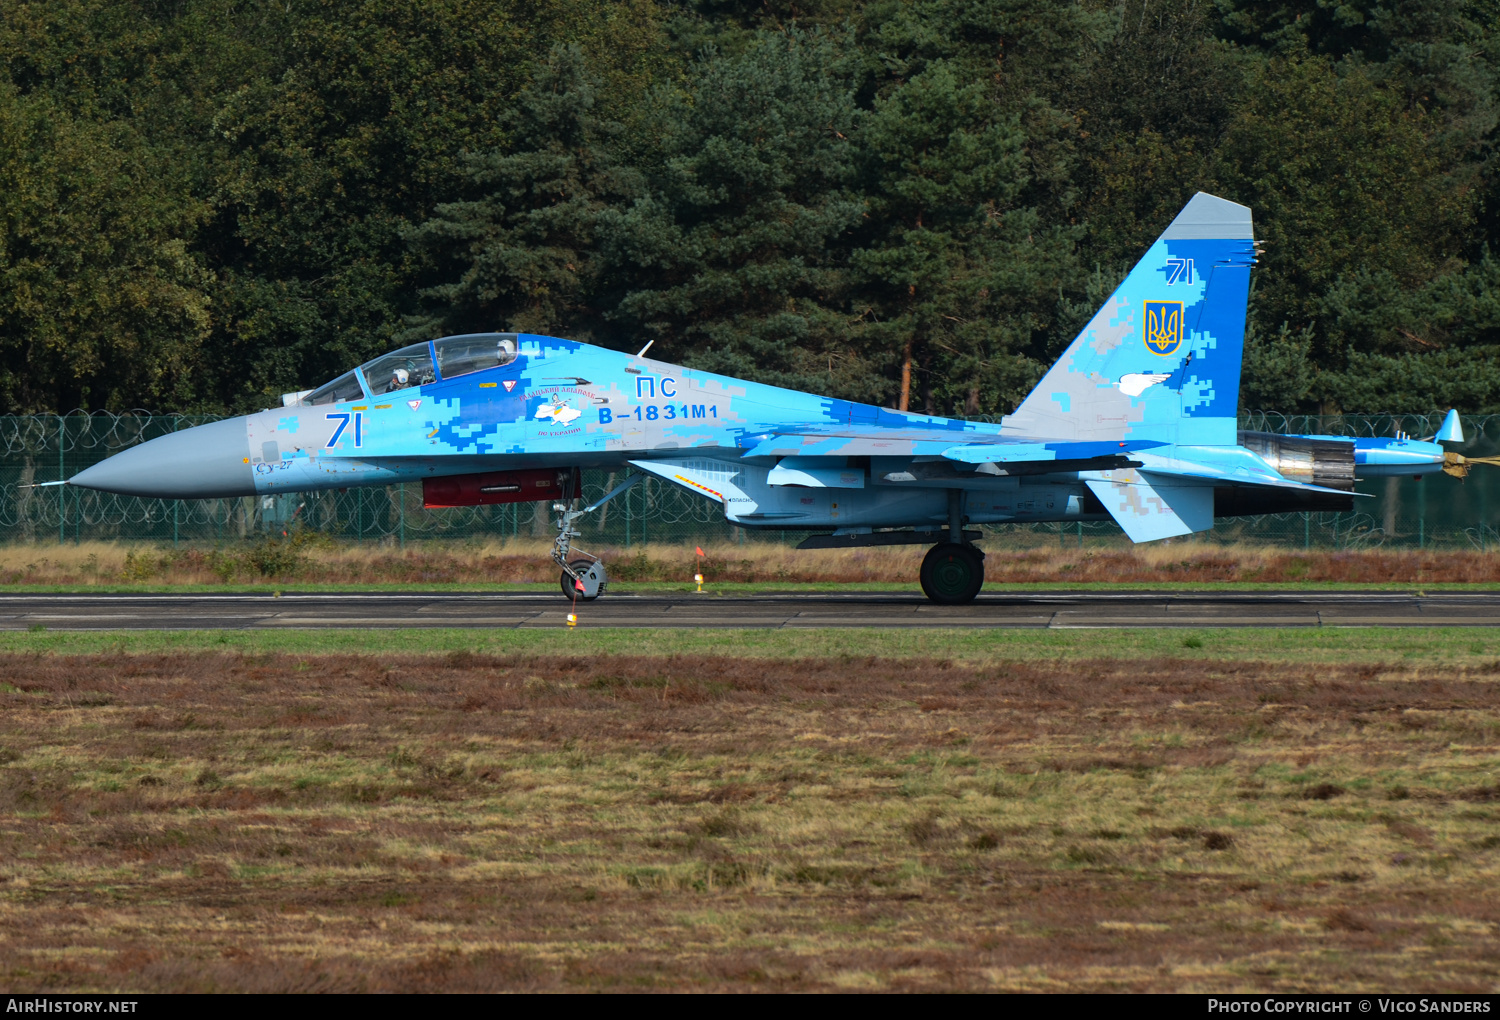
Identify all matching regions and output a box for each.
[559,557,607,601]
[919,542,985,605]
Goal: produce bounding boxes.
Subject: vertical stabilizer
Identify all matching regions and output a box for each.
[1003,193,1256,446]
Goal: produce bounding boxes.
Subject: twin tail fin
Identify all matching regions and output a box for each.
[1003,193,1257,448]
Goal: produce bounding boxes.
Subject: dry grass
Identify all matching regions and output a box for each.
[2,650,1499,991]
[5,538,1500,586]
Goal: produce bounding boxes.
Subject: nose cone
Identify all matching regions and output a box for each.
[71,417,255,498]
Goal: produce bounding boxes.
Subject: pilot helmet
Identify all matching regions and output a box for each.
[392,368,410,386]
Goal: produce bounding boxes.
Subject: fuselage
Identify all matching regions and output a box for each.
[70,332,1179,532]
[68,332,1454,533]
[64,189,1473,610]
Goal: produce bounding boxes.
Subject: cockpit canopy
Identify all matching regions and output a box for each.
[360,343,437,396]
[293,334,519,406]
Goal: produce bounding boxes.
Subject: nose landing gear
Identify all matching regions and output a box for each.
[919,542,985,605]
[550,472,643,601]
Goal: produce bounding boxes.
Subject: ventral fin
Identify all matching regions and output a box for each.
[1084,475,1214,543]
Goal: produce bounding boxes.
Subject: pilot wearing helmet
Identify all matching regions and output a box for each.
[385,367,410,393]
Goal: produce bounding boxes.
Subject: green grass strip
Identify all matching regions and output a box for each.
[2,625,1497,665]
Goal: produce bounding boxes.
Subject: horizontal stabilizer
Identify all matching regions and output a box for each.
[1085,474,1214,543]
[1128,445,1365,497]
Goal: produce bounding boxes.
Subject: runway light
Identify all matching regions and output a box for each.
[694,573,704,593]
[566,613,577,627]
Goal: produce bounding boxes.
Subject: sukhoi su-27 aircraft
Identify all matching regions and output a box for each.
[68,193,1469,604]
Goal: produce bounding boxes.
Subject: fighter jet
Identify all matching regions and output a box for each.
[68,193,1468,604]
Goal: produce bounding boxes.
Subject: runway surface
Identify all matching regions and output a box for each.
[3,589,1500,630]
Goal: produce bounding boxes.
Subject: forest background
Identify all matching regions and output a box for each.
[0,0,1496,419]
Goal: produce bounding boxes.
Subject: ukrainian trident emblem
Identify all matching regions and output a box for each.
[1143,300,1184,356]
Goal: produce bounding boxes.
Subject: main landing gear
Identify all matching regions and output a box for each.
[917,488,986,605]
[919,542,986,605]
[551,473,644,602]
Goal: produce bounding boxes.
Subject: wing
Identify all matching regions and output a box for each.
[736,424,1165,473]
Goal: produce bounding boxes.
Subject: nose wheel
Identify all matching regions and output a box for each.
[919,542,985,604]
[560,557,607,601]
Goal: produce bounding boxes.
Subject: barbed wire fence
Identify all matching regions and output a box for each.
[2,411,1498,550]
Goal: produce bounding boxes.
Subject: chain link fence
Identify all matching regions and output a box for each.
[2,412,1498,550]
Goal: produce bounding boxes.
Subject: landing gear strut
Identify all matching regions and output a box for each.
[550,473,643,602]
[920,542,985,605]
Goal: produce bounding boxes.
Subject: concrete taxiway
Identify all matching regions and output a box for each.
[1,590,1499,630]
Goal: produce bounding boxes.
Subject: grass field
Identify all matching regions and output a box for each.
[2,628,1498,992]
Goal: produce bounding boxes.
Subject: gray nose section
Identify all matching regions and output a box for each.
[70,417,255,498]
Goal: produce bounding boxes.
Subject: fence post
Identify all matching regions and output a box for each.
[1481,475,1488,551]
[172,416,181,548]
[58,415,65,544]
[1418,477,1425,549]
[399,483,406,550]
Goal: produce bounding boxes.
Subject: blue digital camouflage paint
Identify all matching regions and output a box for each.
[69,193,1464,603]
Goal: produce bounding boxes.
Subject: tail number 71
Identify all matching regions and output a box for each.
[326,411,363,448]
[1165,258,1195,285]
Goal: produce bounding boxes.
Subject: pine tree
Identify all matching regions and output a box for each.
[407,45,634,342]
[597,28,869,394]
[846,0,1086,415]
